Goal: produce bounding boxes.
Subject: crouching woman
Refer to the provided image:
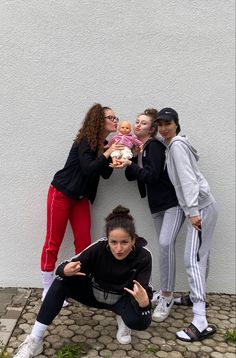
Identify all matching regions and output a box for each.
[13,205,153,357]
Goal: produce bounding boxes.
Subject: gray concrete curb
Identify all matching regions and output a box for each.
[0,288,31,349]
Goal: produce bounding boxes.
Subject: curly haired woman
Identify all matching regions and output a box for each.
[40,103,122,301]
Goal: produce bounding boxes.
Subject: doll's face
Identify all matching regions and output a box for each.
[119,121,131,135]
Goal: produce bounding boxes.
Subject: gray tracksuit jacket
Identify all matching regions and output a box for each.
[165,135,214,217]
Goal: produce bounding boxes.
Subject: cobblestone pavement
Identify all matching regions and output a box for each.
[0,288,235,357]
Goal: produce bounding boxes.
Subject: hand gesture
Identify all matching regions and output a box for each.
[124,280,149,308]
[63,261,86,277]
[190,215,201,231]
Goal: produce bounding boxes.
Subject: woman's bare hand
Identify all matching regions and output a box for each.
[63,261,86,277]
[190,215,201,231]
[103,142,124,159]
[124,280,149,308]
[132,144,143,157]
[109,158,132,168]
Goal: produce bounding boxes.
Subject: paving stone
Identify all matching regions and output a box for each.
[133,342,146,351]
[201,345,213,353]
[127,350,142,357]
[210,352,225,357]
[99,349,113,357]
[0,318,17,346]
[187,344,202,352]
[1,289,235,357]
[168,352,183,357]
[156,351,168,357]
[84,329,100,339]
[160,343,173,352]
[183,352,197,358]
[134,330,152,339]
[71,334,87,343]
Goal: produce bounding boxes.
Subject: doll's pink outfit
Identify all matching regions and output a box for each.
[108,134,142,159]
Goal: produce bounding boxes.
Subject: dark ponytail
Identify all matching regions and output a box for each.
[176,124,181,134]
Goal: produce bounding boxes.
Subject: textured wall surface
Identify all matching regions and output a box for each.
[0,1,235,292]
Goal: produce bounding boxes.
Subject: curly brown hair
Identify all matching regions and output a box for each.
[75,103,111,152]
[141,108,159,136]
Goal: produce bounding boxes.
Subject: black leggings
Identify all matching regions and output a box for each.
[37,276,151,331]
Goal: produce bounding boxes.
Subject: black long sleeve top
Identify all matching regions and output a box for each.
[125,138,178,214]
[51,139,113,203]
[56,236,153,301]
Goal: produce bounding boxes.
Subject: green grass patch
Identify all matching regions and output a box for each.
[145,344,158,354]
[55,343,87,358]
[0,341,10,358]
[224,329,236,343]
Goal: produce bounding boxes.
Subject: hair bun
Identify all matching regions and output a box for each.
[105,205,131,222]
[112,205,130,215]
[144,108,158,120]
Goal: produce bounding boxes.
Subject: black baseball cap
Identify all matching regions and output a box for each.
[156,108,179,124]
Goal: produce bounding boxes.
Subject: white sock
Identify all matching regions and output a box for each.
[160,291,173,299]
[31,321,48,342]
[177,301,207,340]
[176,330,190,340]
[41,271,54,300]
[174,297,181,304]
[192,301,208,332]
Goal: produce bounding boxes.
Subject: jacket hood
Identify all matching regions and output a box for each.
[144,137,165,150]
[169,135,200,161]
[135,235,148,248]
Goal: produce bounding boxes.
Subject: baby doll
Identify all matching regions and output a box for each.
[108,120,143,166]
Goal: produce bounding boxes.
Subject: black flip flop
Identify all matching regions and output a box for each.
[174,294,209,308]
[174,294,193,306]
[176,323,217,342]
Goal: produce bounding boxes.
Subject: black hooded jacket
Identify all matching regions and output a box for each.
[51,138,113,203]
[125,138,178,214]
[56,236,153,300]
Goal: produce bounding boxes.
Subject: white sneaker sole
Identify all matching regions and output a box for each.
[152,313,169,322]
[33,345,44,357]
[152,299,174,322]
[116,334,131,344]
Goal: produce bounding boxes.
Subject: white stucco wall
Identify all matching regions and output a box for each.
[0,1,235,293]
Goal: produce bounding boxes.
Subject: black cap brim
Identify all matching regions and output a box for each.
[156,114,176,121]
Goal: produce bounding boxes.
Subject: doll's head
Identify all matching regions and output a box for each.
[118,121,131,135]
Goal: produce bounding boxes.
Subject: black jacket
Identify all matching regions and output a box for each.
[125,138,178,214]
[51,139,113,203]
[56,236,153,300]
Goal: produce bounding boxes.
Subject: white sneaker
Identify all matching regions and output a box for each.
[62,300,69,307]
[152,295,174,322]
[116,315,131,344]
[151,291,161,308]
[13,335,43,358]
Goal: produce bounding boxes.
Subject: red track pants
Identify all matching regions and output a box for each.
[41,185,91,272]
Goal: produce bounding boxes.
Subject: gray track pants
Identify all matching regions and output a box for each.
[185,201,218,303]
[152,206,185,292]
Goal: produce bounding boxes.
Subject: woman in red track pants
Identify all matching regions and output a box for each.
[41,103,122,300]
